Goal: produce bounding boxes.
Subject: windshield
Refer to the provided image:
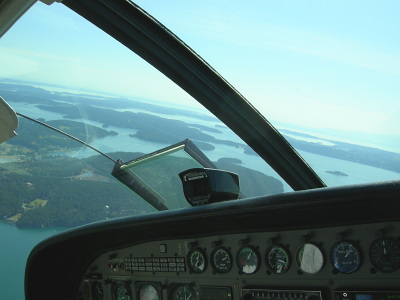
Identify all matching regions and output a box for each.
[0,1,399,299]
[132,0,400,187]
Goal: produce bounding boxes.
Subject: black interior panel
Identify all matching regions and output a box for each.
[25,180,400,299]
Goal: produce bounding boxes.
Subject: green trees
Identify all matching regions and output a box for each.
[0,154,154,228]
[0,151,284,228]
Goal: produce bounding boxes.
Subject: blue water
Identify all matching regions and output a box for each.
[0,222,66,299]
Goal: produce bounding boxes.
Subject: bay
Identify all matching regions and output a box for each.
[300,150,400,187]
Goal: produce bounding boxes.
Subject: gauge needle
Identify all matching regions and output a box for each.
[185,288,192,300]
[247,252,252,260]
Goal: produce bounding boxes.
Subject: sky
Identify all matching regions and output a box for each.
[0,0,399,137]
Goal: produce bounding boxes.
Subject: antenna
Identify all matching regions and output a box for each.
[16,112,117,163]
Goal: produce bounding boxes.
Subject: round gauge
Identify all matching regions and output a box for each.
[171,285,196,300]
[187,248,207,274]
[296,243,324,274]
[112,281,132,300]
[91,281,103,300]
[211,247,232,274]
[369,238,400,273]
[139,284,160,300]
[266,245,290,274]
[330,241,361,274]
[236,246,260,274]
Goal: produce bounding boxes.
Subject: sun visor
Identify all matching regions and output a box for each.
[0,96,18,144]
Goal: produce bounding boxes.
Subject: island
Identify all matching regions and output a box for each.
[326,170,349,177]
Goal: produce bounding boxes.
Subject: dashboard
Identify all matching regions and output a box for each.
[77,221,400,300]
[25,180,400,300]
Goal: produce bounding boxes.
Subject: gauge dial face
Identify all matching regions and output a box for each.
[187,248,207,274]
[211,247,232,274]
[296,243,324,274]
[369,238,400,273]
[91,281,104,300]
[236,246,260,274]
[171,285,196,300]
[266,245,290,274]
[112,281,131,300]
[330,241,361,274]
[139,284,160,300]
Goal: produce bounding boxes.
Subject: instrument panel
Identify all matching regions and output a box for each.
[76,221,400,300]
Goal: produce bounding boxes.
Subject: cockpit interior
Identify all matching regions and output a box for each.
[32,182,399,300]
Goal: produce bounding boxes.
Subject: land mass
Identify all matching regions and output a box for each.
[281,130,400,174]
[0,152,283,228]
[1,81,244,151]
[326,170,348,177]
[7,118,117,153]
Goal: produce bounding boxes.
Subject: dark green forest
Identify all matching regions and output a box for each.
[7,118,117,151]
[0,153,156,228]
[0,151,283,228]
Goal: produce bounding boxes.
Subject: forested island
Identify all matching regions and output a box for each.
[1,81,244,151]
[7,118,117,152]
[280,129,400,174]
[326,170,348,177]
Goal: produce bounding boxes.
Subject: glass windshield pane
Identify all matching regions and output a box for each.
[135,0,400,187]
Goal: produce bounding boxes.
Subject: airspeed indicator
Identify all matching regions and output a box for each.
[330,241,361,274]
